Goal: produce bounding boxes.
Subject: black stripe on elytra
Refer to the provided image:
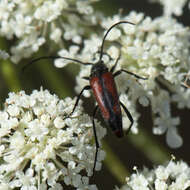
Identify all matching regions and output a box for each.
[99,73,120,120]
[100,74,122,132]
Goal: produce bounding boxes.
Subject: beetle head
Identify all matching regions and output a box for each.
[90,61,108,77]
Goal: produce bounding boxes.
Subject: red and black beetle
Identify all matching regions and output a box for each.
[23,21,148,175]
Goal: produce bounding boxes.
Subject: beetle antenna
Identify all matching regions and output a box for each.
[22,55,92,72]
[99,21,135,61]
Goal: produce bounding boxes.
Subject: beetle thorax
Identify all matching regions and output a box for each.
[90,61,108,77]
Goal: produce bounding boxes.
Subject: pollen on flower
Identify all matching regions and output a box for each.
[0,89,106,189]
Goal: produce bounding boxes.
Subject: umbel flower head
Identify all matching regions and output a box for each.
[55,11,190,149]
[0,0,99,63]
[0,89,106,189]
[116,159,190,190]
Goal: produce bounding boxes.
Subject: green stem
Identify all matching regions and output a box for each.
[35,62,74,97]
[128,129,171,164]
[1,60,21,92]
[103,140,130,184]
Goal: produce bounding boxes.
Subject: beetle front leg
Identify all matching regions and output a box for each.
[114,69,148,80]
[93,51,113,62]
[120,101,134,136]
[66,85,91,118]
[110,53,121,73]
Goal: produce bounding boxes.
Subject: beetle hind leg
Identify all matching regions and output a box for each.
[120,101,134,135]
[91,105,99,176]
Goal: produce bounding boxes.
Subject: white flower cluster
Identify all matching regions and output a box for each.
[149,0,188,16]
[116,159,190,190]
[56,11,190,148]
[0,0,98,63]
[0,89,106,189]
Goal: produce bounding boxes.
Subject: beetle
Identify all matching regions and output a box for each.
[23,21,148,175]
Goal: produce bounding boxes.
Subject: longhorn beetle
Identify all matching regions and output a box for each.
[23,21,148,175]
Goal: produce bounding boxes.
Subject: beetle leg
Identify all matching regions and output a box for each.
[114,69,148,80]
[82,76,90,80]
[66,85,91,118]
[110,53,121,73]
[120,101,133,135]
[93,51,113,61]
[92,105,99,176]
